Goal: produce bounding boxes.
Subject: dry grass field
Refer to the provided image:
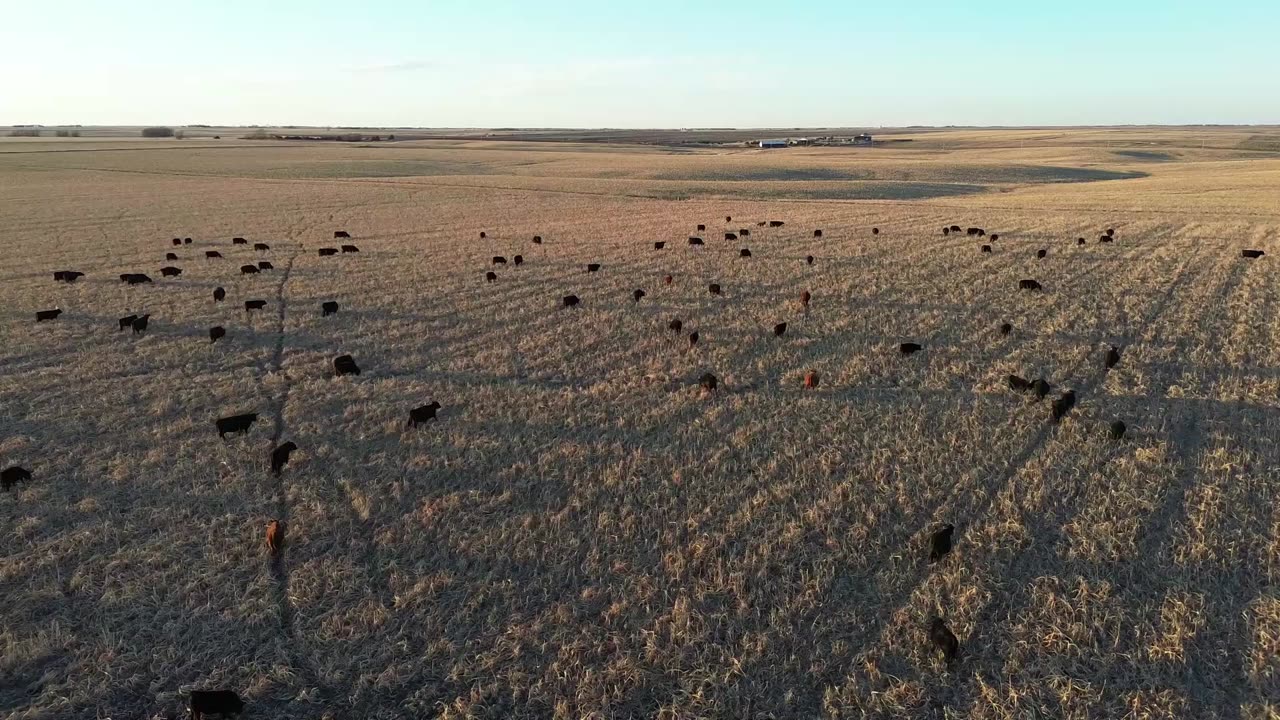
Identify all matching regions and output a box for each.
[2,128,1279,719]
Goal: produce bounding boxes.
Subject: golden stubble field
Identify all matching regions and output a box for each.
[1,129,1279,719]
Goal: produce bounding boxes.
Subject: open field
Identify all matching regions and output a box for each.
[2,129,1279,719]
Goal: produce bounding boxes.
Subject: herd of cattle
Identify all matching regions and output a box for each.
[7,215,1272,718]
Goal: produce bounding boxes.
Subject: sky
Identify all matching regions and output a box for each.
[3,0,1278,127]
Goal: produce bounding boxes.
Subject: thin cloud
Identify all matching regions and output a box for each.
[347,60,441,73]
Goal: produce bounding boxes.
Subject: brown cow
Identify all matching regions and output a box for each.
[266,520,284,554]
[804,370,818,389]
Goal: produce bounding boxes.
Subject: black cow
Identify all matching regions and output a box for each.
[1008,374,1032,392]
[131,314,150,334]
[756,221,767,227]
[513,255,523,266]
[341,245,359,253]
[773,322,787,337]
[232,237,248,245]
[271,441,297,475]
[485,271,497,283]
[586,263,600,273]
[1105,345,1121,369]
[981,245,992,253]
[53,270,84,283]
[215,413,258,439]
[699,372,718,391]
[725,215,732,222]
[814,229,823,238]
[492,256,507,265]
[950,225,962,233]
[172,238,182,247]
[240,264,259,275]
[688,237,704,246]
[253,242,270,252]
[1019,279,1042,291]
[334,231,351,239]
[562,295,580,308]
[118,314,137,331]
[532,235,543,244]
[1106,228,1115,237]
[900,342,923,355]
[161,266,182,277]
[1100,234,1113,243]
[725,233,737,241]
[407,402,442,428]
[183,238,192,245]
[1242,249,1266,259]
[1051,390,1077,423]
[318,248,338,256]
[999,322,1012,336]
[708,283,722,296]
[1037,249,1047,259]
[966,227,983,237]
[943,227,951,236]
[697,224,706,231]
[125,273,153,285]
[166,252,178,261]
[929,618,959,664]
[929,524,954,562]
[989,233,999,241]
[206,251,223,259]
[35,308,61,322]
[1077,237,1086,245]
[740,248,752,258]
[2,465,32,492]
[689,331,699,347]
[768,220,784,228]
[189,689,245,719]
[333,354,361,377]
[258,261,273,270]
[244,300,267,312]
[322,301,339,316]
[633,289,646,303]
[739,228,751,237]
[209,326,225,343]
[805,255,814,265]
[479,231,487,239]
[668,318,683,333]
[872,227,880,235]
[1031,378,1052,399]
[213,287,226,302]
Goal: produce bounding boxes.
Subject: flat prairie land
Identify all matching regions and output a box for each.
[1,129,1278,720]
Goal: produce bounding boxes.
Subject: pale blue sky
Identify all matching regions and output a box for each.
[4,0,1277,127]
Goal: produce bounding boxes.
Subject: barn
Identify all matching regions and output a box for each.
[853,133,873,146]
[759,139,787,149]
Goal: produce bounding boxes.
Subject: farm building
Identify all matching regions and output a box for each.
[759,139,787,149]
[853,133,873,145]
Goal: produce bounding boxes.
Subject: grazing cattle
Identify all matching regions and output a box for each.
[929,524,954,562]
[950,225,962,233]
[805,255,814,265]
[725,215,732,222]
[773,322,787,337]
[769,220,784,228]
[161,266,182,277]
[266,520,283,554]
[1019,279,1042,291]
[1106,228,1115,237]
[725,232,737,241]
[633,289,646,303]
[532,235,542,244]
[990,234,999,241]
[756,221,767,227]
[35,308,62,322]
[513,255,523,266]
[271,441,297,475]
[492,256,508,265]
[688,331,699,347]
[341,245,359,253]
[213,287,226,302]
[562,295,581,308]
[664,275,673,285]
[739,228,750,237]
[872,227,880,235]
[1008,374,1032,392]
[2,465,32,492]
[131,314,150,334]
[740,248,752,258]
[118,315,137,331]
[697,224,706,231]
[240,264,259,275]
[322,301,339,316]
[206,251,223,259]
[254,242,270,252]
[209,326,225,343]
[215,413,258,439]
[1099,234,1113,243]
[183,238,192,245]
[654,241,666,250]
[804,370,818,389]
[407,401,443,427]
[1110,420,1127,439]
[244,300,267,312]
[708,283,722,296]
[900,342,923,355]
[166,252,178,261]
[929,618,959,664]
[1105,345,1121,369]
[1242,249,1265,259]
[688,237,704,246]
[668,318,683,333]
[814,229,823,238]
[333,354,361,377]
[172,238,182,246]
[232,237,247,245]
[699,372,718,392]
[1032,378,1052,399]
[1000,322,1012,336]
[318,248,338,256]
[1077,237,1086,245]
[587,263,601,273]
[125,273,153,285]
[189,689,245,719]
[479,231,487,239]
[258,261,273,270]
[334,231,351,239]
[53,270,85,283]
[967,227,985,237]
[981,245,992,253]
[1051,390,1077,423]
[943,227,951,236]
[800,290,811,308]
[1037,249,1047,259]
